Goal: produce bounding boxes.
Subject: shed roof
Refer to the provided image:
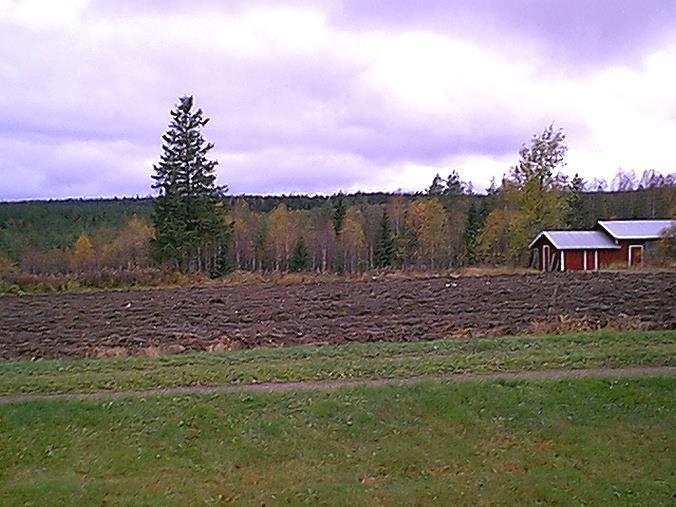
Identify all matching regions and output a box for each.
[597,219,676,240]
[528,230,620,250]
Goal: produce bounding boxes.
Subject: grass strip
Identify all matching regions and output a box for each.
[0,329,674,395]
[0,377,673,505]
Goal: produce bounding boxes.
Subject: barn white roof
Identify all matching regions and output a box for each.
[528,230,620,250]
[597,219,676,240]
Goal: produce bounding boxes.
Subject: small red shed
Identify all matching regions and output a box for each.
[530,219,674,272]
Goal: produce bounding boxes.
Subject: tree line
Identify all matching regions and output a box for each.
[6,180,674,277]
[1,97,675,278]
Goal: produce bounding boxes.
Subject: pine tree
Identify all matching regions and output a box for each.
[151,96,230,272]
[290,236,310,272]
[463,201,485,265]
[486,177,500,196]
[565,173,589,229]
[332,192,347,236]
[210,244,234,278]
[427,173,444,196]
[374,210,396,268]
[444,170,464,196]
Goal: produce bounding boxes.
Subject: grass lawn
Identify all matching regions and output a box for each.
[0,376,674,506]
[0,330,674,395]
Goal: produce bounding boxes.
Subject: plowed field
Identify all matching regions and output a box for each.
[1,272,674,360]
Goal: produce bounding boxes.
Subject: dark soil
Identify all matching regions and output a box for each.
[1,272,674,360]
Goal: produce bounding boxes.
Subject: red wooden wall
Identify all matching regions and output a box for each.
[533,237,648,271]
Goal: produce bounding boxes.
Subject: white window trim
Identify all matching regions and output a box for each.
[594,250,599,271]
[583,249,587,271]
[560,250,565,271]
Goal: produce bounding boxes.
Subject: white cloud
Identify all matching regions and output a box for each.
[0,0,89,28]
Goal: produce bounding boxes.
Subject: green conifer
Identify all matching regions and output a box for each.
[374,210,396,268]
[290,236,310,272]
[151,96,230,272]
[332,192,347,236]
[566,173,590,229]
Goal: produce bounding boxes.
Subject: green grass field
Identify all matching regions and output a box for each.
[0,330,674,396]
[1,330,674,505]
[1,377,674,506]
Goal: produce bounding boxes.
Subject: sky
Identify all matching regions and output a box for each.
[1,0,676,200]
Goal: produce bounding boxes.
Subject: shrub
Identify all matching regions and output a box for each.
[0,268,199,295]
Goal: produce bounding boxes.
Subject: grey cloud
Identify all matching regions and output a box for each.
[330,0,676,64]
[0,1,674,200]
[0,138,150,200]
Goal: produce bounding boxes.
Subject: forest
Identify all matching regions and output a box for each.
[1,169,674,283]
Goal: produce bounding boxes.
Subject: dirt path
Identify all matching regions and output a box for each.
[1,366,674,405]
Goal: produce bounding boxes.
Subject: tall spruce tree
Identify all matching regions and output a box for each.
[374,209,396,268]
[151,96,229,272]
[565,173,589,229]
[290,236,310,272]
[463,200,485,265]
[332,192,347,236]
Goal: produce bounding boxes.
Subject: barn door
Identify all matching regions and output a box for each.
[542,245,550,271]
[585,250,596,271]
[628,245,643,267]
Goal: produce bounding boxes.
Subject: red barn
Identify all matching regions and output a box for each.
[530,219,675,272]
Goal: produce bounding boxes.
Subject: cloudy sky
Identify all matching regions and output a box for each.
[1,0,676,200]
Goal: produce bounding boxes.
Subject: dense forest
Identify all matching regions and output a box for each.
[1,169,674,280]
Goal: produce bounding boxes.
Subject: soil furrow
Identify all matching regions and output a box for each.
[0,272,674,360]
